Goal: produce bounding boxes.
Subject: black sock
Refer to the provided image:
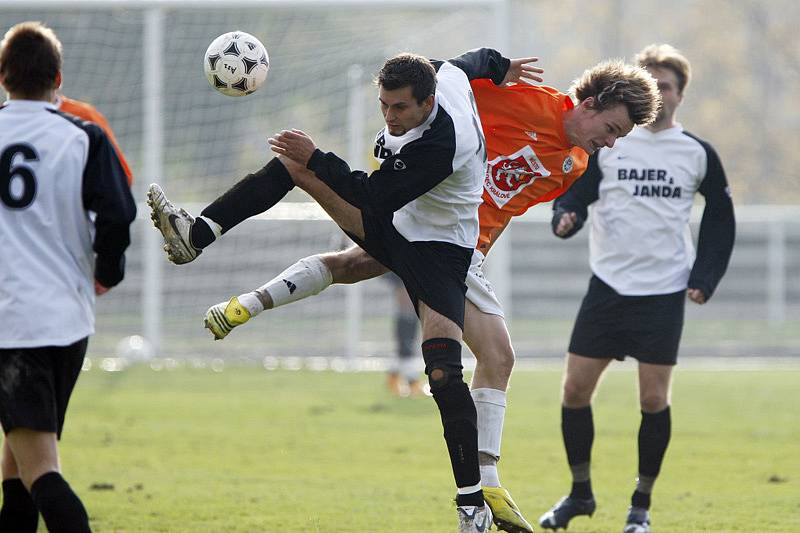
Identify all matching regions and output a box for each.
[422,338,482,507]
[193,157,295,248]
[30,472,91,533]
[189,218,216,250]
[562,405,595,499]
[0,478,38,533]
[631,490,651,509]
[632,406,671,509]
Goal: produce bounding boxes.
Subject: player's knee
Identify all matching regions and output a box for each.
[422,338,464,393]
[640,393,668,413]
[319,251,352,283]
[562,379,592,407]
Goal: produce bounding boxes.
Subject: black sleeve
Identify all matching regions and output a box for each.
[307,127,456,216]
[551,152,603,238]
[445,48,510,85]
[81,123,137,287]
[688,143,735,301]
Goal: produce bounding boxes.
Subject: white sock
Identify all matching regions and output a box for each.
[255,256,333,313]
[197,215,223,238]
[236,292,264,317]
[472,387,507,487]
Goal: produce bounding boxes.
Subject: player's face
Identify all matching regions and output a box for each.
[571,100,634,155]
[647,66,683,124]
[378,85,433,136]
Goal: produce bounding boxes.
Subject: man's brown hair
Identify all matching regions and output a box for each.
[377,53,436,104]
[636,43,691,95]
[0,21,62,98]
[570,59,661,126]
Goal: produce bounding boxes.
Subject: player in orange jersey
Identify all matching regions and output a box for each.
[56,94,133,186]
[191,55,661,533]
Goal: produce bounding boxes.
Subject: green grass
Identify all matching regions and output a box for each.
[27,366,800,532]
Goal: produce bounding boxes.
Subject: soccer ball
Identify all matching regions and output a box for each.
[204,31,269,96]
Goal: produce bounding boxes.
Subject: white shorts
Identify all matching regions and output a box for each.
[465,250,504,318]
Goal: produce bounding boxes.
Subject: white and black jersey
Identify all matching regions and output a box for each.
[307,48,509,249]
[553,124,735,298]
[0,100,136,348]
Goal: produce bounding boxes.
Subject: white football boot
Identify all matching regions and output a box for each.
[147,183,201,264]
[458,504,493,533]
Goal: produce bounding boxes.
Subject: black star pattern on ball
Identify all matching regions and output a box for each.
[213,75,227,89]
[231,78,249,92]
[207,54,220,70]
[223,41,240,57]
[242,56,258,74]
[260,54,269,68]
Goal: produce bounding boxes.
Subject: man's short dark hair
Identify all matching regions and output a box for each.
[377,53,436,104]
[0,21,62,98]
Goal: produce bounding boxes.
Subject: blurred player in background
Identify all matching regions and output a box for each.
[539,44,735,533]
[0,22,136,533]
[384,272,423,397]
[56,93,134,186]
[151,50,660,533]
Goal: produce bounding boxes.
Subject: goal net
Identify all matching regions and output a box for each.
[0,0,505,360]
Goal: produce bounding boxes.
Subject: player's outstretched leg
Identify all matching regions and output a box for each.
[147,183,202,264]
[623,506,651,533]
[148,157,297,264]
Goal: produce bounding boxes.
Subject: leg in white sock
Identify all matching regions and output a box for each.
[472,387,506,487]
[239,255,333,317]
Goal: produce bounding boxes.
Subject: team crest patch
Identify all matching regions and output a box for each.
[484,145,551,208]
[562,156,574,174]
[393,159,406,171]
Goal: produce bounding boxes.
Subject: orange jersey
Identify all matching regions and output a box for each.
[58,96,134,186]
[471,79,588,253]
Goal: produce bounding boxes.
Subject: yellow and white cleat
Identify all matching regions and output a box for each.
[483,486,534,533]
[204,297,251,340]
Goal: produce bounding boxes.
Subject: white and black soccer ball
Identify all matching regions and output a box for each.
[204,31,269,97]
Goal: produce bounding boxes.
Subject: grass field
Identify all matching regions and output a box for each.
[37,364,800,532]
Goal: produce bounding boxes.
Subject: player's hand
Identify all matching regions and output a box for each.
[687,288,706,304]
[502,56,544,86]
[268,129,317,167]
[95,279,110,296]
[555,211,578,237]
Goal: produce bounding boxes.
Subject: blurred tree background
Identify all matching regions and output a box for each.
[504,0,800,203]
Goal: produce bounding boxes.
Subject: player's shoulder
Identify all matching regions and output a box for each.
[680,129,720,156]
[47,108,106,143]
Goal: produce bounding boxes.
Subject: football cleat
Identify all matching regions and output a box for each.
[623,507,650,533]
[204,297,251,340]
[458,504,493,533]
[539,495,596,530]
[147,183,201,264]
[483,486,534,533]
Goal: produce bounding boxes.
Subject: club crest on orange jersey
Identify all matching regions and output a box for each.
[485,145,551,207]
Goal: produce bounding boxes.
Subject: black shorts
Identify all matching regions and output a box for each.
[0,338,88,439]
[348,212,472,330]
[568,275,685,365]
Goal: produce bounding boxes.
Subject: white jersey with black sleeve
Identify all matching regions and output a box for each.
[307,48,510,249]
[0,100,136,348]
[554,124,735,298]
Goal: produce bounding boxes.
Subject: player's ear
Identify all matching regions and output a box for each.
[54,70,62,90]
[581,96,596,110]
[422,94,434,110]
